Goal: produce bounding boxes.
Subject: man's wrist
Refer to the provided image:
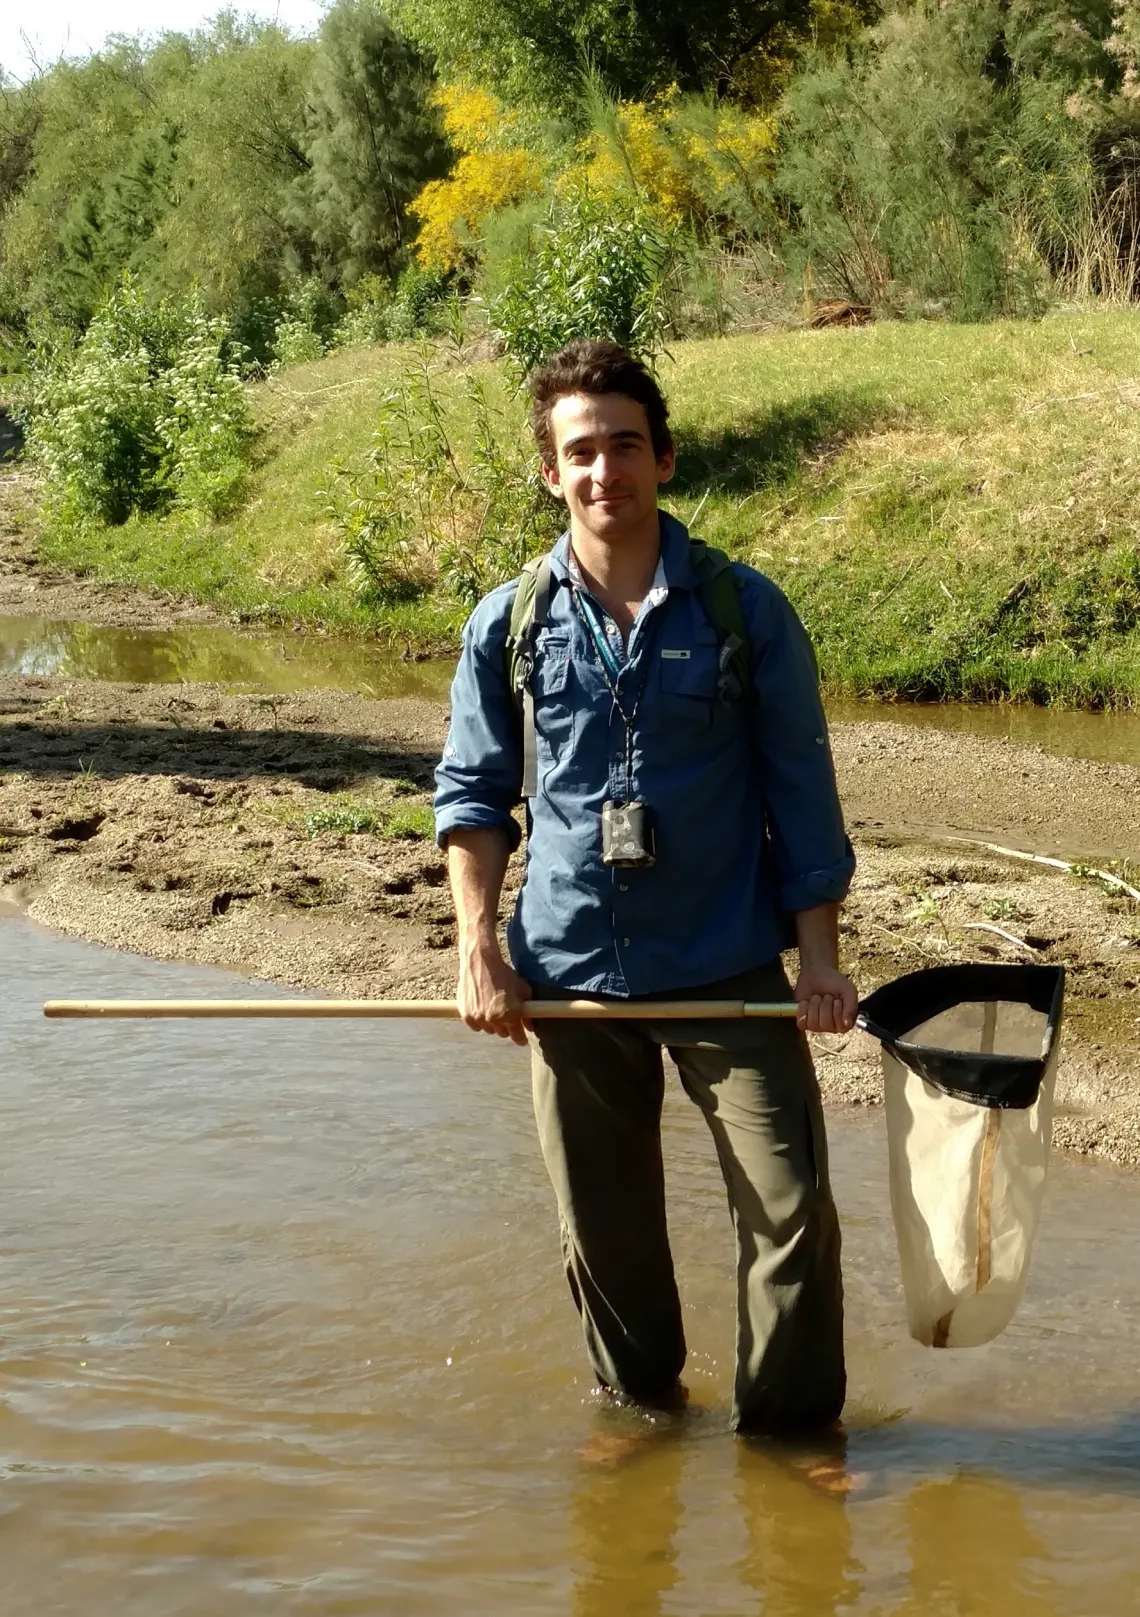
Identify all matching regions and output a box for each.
[460,923,501,959]
[797,946,841,973]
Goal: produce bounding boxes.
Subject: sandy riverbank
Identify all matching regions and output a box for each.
[2,671,1137,1162]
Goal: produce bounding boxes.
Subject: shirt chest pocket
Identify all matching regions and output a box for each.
[657,647,719,730]
[532,634,576,758]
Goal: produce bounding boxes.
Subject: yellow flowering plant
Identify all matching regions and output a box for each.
[564,92,777,234]
[409,84,544,273]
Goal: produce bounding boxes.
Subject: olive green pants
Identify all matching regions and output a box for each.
[528,962,845,1434]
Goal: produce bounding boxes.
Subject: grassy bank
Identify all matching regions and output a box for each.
[37,312,1140,706]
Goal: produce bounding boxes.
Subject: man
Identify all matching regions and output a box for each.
[434,338,857,1435]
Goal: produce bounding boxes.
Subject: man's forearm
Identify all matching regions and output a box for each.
[446,827,512,950]
[794,901,841,971]
[445,827,530,1043]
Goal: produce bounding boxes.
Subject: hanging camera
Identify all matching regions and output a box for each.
[601,800,657,867]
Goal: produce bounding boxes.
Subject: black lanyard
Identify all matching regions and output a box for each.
[571,584,659,802]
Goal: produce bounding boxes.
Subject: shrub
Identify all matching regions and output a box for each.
[23,279,251,525]
[774,16,1045,320]
[409,83,545,274]
[385,263,450,338]
[331,273,393,347]
[565,87,777,238]
[492,189,677,377]
[157,308,251,517]
[270,276,342,368]
[272,317,326,367]
[324,357,562,604]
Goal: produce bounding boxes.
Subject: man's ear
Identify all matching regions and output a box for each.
[656,445,676,486]
[540,458,566,501]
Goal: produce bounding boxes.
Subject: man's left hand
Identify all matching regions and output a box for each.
[793,965,858,1034]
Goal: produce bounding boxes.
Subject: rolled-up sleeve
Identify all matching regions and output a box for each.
[434,585,524,851]
[744,576,855,912]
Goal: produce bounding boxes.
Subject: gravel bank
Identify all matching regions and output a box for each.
[2,671,1137,1162]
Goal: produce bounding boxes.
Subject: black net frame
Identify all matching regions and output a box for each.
[856,964,1066,1109]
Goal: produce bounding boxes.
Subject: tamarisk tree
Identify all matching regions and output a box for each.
[302,0,450,281]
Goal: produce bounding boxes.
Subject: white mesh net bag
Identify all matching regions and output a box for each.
[857,964,1065,1349]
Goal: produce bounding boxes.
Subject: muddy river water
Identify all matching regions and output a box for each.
[2,611,1139,765]
[4,912,1140,1614]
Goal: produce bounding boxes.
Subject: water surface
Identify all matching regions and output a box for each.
[0,614,454,701]
[828,694,1140,767]
[3,916,1139,1614]
[3,614,1139,766]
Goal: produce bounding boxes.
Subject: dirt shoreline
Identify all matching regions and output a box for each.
[2,669,1137,1165]
[0,466,228,628]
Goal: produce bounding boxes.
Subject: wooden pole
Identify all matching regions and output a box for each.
[42,998,800,1022]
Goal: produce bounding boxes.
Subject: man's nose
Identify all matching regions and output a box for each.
[592,453,622,484]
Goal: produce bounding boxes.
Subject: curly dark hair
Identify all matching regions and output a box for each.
[529,339,673,467]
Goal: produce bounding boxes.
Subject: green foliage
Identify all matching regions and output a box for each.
[23,280,250,525]
[332,273,394,346]
[304,802,387,835]
[156,19,314,310]
[394,0,876,108]
[774,13,1044,319]
[52,122,181,324]
[325,356,562,604]
[303,796,434,838]
[271,277,343,368]
[493,190,676,376]
[385,263,450,337]
[3,22,313,334]
[301,0,450,281]
[157,305,252,517]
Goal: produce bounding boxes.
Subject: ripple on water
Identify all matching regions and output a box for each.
[3,914,1140,1615]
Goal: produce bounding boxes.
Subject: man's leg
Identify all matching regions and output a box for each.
[662,963,845,1434]
[529,1014,686,1403]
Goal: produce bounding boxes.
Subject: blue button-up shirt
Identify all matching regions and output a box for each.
[434,512,855,996]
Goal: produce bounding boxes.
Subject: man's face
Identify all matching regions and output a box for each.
[541,391,674,542]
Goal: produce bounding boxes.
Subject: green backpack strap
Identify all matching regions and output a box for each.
[504,553,554,798]
[688,538,752,703]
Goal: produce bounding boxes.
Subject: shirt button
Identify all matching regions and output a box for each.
[622,937,631,947]
[619,883,629,892]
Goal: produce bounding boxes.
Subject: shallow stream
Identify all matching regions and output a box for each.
[3,914,1140,1614]
[2,612,1139,764]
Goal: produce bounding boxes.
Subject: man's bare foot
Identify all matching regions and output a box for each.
[741,1423,871,1498]
[577,1383,692,1464]
[577,1431,653,1466]
[788,1452,869,1498]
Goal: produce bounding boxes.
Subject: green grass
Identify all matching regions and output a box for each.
[301,796,435,840]
[38,312,1140,704]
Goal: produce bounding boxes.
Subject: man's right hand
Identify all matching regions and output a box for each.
[457,941,533,1045]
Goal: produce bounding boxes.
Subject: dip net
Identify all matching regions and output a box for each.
[857,964,1065,1349]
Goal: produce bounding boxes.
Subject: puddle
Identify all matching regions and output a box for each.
[4,613,1139,768]
[828,694,1140,767]
[3,914,1140,1614]
[0,613,455,701]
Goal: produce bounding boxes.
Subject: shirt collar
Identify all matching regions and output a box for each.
[566,546,668,605]
[550,510,696,591]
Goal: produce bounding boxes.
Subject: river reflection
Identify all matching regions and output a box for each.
[3,915,1140,1614]
[0,613,455,700]
[3,613,1139,768]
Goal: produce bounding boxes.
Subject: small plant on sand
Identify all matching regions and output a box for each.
[302,796,434,840]
[304,803,388,836]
